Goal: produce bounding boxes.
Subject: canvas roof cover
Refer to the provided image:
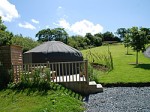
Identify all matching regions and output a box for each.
[24,41,83,58]
[24,41,83,63]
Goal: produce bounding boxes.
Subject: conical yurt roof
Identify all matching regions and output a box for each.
[24,41,82,58]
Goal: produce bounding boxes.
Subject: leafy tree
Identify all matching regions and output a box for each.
[140,27,150,42]
[68,35,87,50]
[116,28,127,39]
[12,34,39,52]
[36,28,68,43]
[102,31,116,41]
[36,28,52,42]
[124,31,131,55]
[0,17,12,46]
[0,31,13,46]
[52,28,68,44]
[94,33,103,46]
[94,33,103,38]
[129,27,149,65]
[85,33,94,45]
[93,36,102,46]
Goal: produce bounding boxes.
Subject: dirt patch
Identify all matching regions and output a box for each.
[90,63,109,72]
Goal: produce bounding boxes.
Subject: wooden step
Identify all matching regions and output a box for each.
[89,81,96,85]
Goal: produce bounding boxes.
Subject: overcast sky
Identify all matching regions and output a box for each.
[0,0,150,39]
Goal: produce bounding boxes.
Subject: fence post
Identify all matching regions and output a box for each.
[85,60,89,83]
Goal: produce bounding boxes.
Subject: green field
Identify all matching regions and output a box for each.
[82,44,150,84]
[0,85,84,112]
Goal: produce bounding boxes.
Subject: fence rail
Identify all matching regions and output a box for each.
[12,60,88,83]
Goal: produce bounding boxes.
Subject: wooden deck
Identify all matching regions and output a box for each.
[51,74,86,82]
[12,60,88,83]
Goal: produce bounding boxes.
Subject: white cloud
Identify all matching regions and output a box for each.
[18,22,36,30]
[45,25,50,28]
[0,0,19,22]
[57,19,103,36]
[58,6,62,9]
[31,19,39,24]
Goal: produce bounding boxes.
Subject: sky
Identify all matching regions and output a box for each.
[0,0,150,40]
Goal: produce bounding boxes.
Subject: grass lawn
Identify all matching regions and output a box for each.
[82,43,150,84]
[0,85,84,112]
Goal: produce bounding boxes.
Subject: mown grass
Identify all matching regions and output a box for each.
[0,84,84,112]
[82,43,150,84]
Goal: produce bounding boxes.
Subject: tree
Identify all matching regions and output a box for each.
[36,28,52,42]
[68,35,87,49]
[0,17,12,46]
[36,28,68,43]
[129,27,149,65]
[0,16,7,31]
[102,31,116,41]
[116,28,132,54]
[12,34,39,52]
[140,27,150,42]
[93,36,102,46]
[124,31,131,55]
[116,28,127,39]
[85,33,94,45]
[52,28,68,44]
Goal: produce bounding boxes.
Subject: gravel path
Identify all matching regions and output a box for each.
[84,87,150,112]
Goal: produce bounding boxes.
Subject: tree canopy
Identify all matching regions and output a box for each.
[0,17,12,46]
[36,28,68,43]
[12,34,40,52]
[129,27,149,65]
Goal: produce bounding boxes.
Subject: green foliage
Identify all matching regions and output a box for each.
[36,28,68,43]
[130,27,149,52]
[68,35,88,49]
[0,65,12,89]
[0,16,7,31]
[18,67,52,89]
[11,34,39,52]
[0,17,12,46]
[0,31,12,46]
[85,33,103,46]
[87,63,94,80]
[102,31,120,42]
[84,50,113,71]
[129,27,149,65]
[116,28,128,39]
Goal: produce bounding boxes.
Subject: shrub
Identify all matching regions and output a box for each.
[0,65,12,89]
[9,67,53,90]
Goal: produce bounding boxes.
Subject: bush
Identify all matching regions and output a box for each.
[88,63,94,80]
[0,65,12,89]
[87,63,102,83]
[8,67,53,90]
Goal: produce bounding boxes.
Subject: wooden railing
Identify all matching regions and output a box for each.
[12,60,88,83]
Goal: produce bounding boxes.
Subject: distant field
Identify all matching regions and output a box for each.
[82,43,150,84]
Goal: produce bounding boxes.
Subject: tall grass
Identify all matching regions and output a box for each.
[84,50,113,71]
[84,50,113,83]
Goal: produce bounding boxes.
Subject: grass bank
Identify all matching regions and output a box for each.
[0,84,84,112]
[82,44,150,84]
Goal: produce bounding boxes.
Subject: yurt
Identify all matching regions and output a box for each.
[23,41,83,63]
